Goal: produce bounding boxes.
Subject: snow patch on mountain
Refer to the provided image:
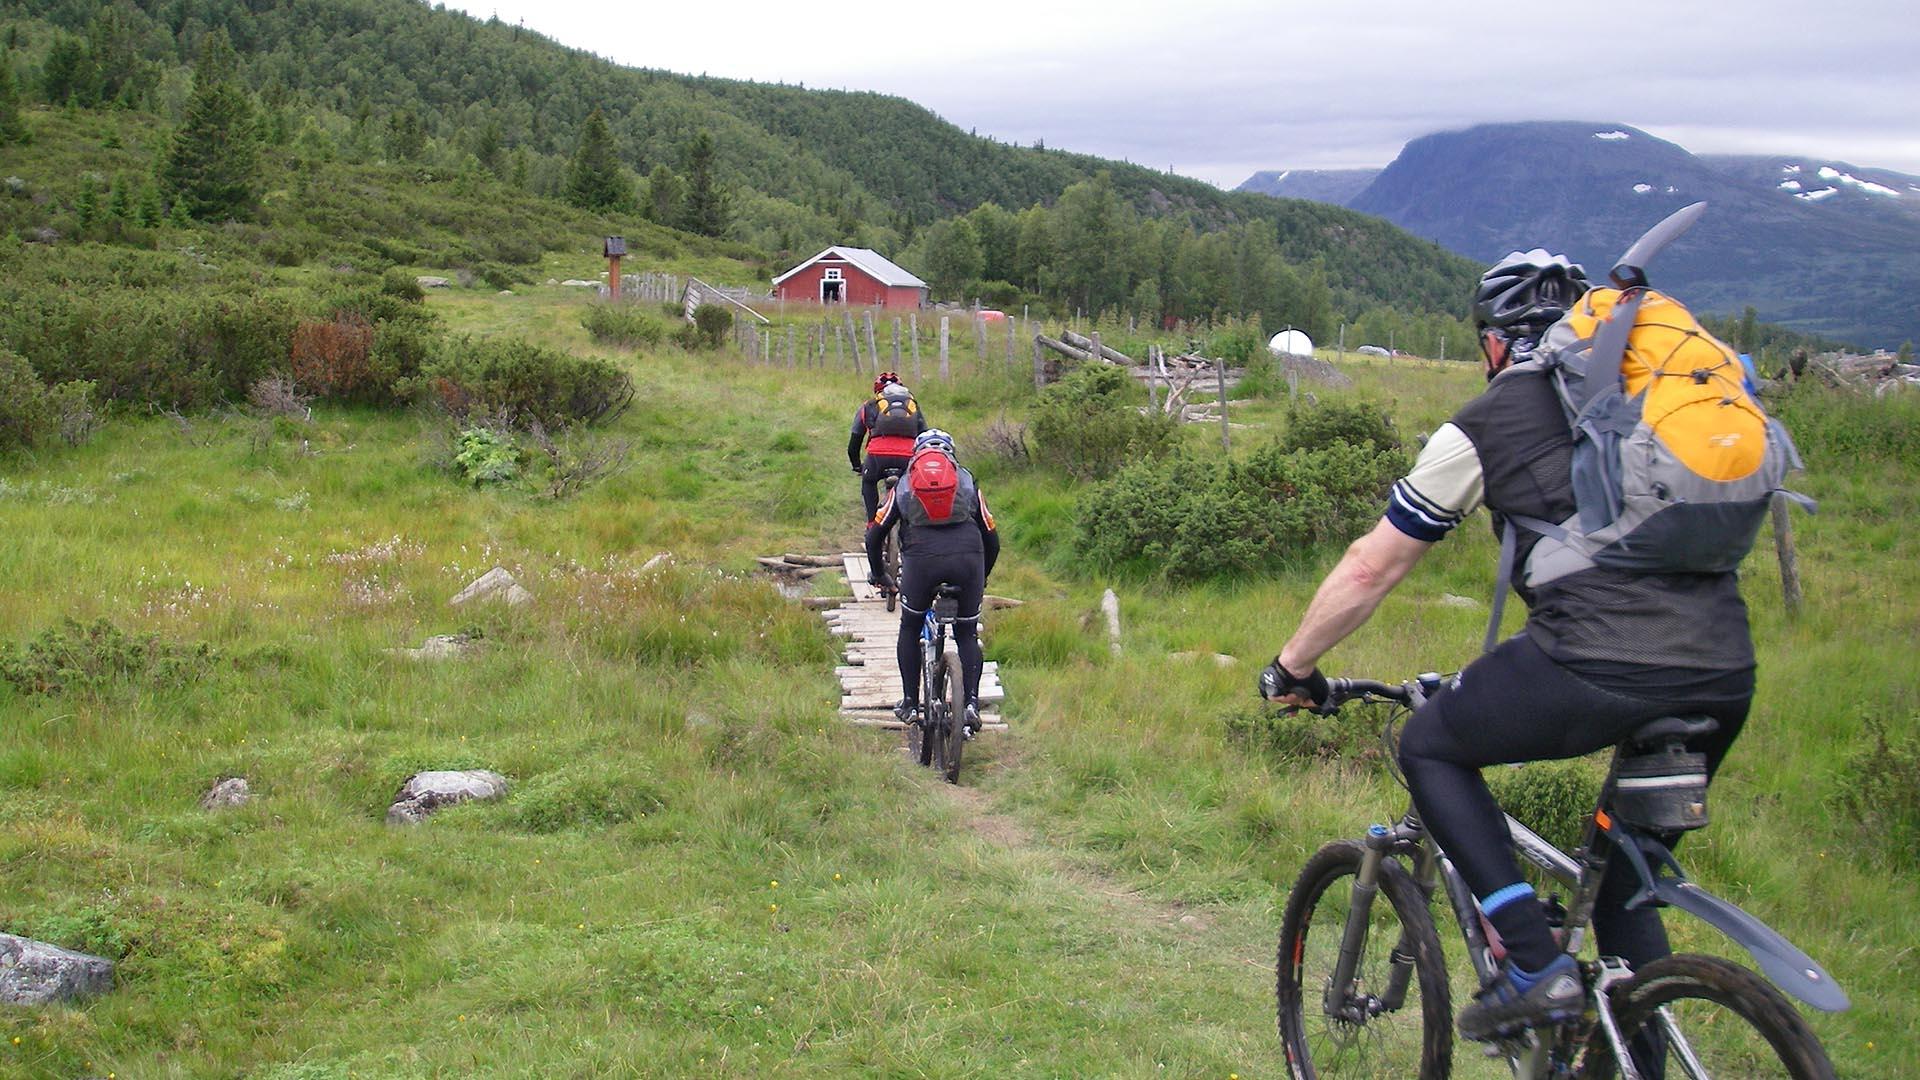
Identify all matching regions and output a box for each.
[1816,165,1900,198]
[1633,183,1653,194]
[1592,130,1631,141]
[1780,180,1803,191]
[1795,187,1841,202]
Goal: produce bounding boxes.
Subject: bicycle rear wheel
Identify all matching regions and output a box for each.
[884,532,901,612]
[926,644,949,775]
[941,645,965,785]
[1578,953,1835,1079]
[1277,840,1452,1079]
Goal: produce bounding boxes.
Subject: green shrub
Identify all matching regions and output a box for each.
[1031,364,1177,480]
[1835,714,1920,867]
[0,618,216,696]
[1282,399,1400,454]
[582,303,667,349]
[379,267,427,303]
[3,290,297,407]
[0,348,50,448]
[0,349,95,450]
[1769,382,1920,466]
[1487,759,1603,853]
[681,303,731,349]
[453,426,519,485]
[1223,701,1392,766]
[1073,436,1406,580]
[420,336,635,429]
[502,764,667,832]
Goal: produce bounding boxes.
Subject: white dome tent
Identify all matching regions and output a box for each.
[1268,329,1316,358]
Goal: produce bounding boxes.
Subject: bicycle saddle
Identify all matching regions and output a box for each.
[1626,715,1718,749]
[935,583,962,597]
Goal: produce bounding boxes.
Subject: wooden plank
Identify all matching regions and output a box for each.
[842,715,1008,731]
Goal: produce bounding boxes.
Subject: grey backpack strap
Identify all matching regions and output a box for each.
[1566,287,1645,416]
[1484,521,1519,654]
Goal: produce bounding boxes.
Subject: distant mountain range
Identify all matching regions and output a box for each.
[1238,122,1920,346]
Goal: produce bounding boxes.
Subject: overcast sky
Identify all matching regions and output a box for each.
[443,0,1920,188]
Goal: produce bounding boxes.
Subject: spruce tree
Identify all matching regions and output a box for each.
[643,163,681,224]
[677,130,729,238]
[106,173,130,220]
[134,177,162,226]
[161,31,259,221]
[565,109,631,210]
[0,61,26,145]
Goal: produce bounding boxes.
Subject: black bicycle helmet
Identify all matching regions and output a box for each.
[1471,249,1590,336]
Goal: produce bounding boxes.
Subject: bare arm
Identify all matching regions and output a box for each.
[1276,517,1433,675]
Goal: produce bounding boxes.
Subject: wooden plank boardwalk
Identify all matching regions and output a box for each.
[823,553,1007,731]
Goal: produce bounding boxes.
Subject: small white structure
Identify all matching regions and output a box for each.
[1268,329,1316,359]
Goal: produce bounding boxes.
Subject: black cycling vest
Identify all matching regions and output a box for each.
[1452,367,1755,675]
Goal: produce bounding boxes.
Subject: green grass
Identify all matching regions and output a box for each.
[1,286,1914,1077]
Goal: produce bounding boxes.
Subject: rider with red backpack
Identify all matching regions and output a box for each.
[848,372,928,520]
[865,429,999,732]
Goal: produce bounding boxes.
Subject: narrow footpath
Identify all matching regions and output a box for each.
[821,552,1008,730]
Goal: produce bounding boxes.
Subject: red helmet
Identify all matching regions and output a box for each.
[873,371,901,394]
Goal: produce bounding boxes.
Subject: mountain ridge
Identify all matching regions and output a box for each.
[1240,122,1920,345]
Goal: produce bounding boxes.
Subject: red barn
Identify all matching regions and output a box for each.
[772,246,927,309]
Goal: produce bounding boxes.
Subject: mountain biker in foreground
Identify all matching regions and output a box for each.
[865,429,998,733]
[849,372,927,520]
[1259,250,1756,1042]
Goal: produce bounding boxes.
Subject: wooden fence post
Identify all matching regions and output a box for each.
[843,311,863,372]
[786,325,795,369]
[1032,337,1045,390]
[865,311,880,372]
[1216,356,1231,454]
[834,324,846,371]
[939,316,951,381]
[1771,495,1803,614]
[1005,318,1016,368]
[910,313,922,383]
[891,318,902,374]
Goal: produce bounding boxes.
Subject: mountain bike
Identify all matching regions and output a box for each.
[878,468,903,612]
[905,583,967,784]
[1275,673,1847,1079]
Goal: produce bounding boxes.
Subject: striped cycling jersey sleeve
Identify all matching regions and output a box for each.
[1386,422,1485,541]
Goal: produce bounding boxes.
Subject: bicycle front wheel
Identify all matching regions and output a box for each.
[1578,953,1835,1080]
[1277,839,1452,1079]
[941,645,965,785]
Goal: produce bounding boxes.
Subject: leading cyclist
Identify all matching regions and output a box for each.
[1259,250,1755,1043]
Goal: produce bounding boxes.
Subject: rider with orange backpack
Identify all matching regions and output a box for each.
[865,429,999,732]
[848,372,927,520]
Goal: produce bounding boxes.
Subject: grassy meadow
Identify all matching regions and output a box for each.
[1,279,1916,1078]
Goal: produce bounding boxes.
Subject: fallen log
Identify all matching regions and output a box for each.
[1060,329,1134,365]
[782,553,844,567]
[1034,333,1099,364]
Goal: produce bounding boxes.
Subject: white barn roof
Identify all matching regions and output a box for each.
[773,246,927,289]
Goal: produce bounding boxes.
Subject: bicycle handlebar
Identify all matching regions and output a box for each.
[1323,678,1415,705]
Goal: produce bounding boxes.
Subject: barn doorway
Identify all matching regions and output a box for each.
[820,267,845,304]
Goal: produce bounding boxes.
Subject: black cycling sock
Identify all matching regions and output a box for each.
[1486,896,1561,973]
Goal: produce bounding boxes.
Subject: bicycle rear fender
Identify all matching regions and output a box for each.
[1608,826,1849,1013]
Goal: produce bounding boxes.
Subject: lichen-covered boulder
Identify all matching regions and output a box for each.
[0,933,114,1005]
[387,770,508,825]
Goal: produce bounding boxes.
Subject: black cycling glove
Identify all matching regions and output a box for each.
[1259,657,1329,708]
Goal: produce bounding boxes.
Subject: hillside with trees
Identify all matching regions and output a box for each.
[0,0,1481,347]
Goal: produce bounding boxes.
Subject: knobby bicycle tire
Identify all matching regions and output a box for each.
[942,645,965,784]
[1577,953,1835,1080]
[927,643,949,777]
[884,532,900,612]
[1276,840,1453,1080]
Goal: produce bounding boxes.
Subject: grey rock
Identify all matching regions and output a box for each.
[560,279,598,288]
[389,633,483,661]
[199,776,251,810]
[416,275,451,289]
[387,770,508,825]
[0,933,114,1005]
[1169,650,1240,668]
[1439,593,1481,609]
[450,567,532,607]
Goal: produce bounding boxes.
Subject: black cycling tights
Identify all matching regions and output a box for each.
[1397,634,1748,976]
[895,552,985,707]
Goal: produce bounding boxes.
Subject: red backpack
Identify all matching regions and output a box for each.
[903,450,972,526]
